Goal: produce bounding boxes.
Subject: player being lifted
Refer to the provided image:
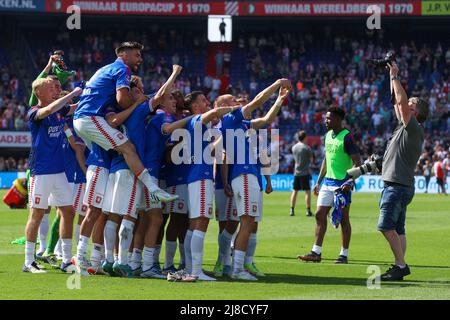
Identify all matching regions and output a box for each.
[73,41,175,203]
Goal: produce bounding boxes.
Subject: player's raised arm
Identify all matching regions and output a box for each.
[251,87,290,130]
[388,62,411,126]
[35,85,82,120]
[242,78,292,119]
[162,115,194,135]
[201,105,240,125]
[152,65,183,109]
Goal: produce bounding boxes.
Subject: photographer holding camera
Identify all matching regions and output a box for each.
[376,61,429,281]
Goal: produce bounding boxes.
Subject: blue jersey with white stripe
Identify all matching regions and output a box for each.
[144,110,175,179]
[110,102,153,174]
[222,108,260,184]
[28,105,70,175]
[186,114,215,184]
[74,58,131,119]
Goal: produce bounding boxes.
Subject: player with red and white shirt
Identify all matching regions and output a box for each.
[24,78,82,274]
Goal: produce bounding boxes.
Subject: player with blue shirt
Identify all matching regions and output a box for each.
[24,78,82,274]
[139,67,197,279]
[160,91,191,274]
[75,75,151,276]
[217,80,291,281]
[73,41,173,203]
[180,91,241,281]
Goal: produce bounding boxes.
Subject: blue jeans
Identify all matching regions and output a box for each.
[377,183,415,235]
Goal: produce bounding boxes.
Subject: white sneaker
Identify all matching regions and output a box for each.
[231,270,258,281]
[152,189,179,203]
[75,256,90,277]
[22,261,47,274]
[195,272,217,281]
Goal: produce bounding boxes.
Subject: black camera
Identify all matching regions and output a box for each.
[368,51,396,69]
[347,155,383,179]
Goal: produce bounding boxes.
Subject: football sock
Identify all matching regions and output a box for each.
[61,238,72,264]
[44,215,60,255]
[340,247,349,257]
[118,219,134,265]
[54,239,62,257]
[38,214,49,254]
[76,235,89,262]
[164,241,177,268]
[312,244,322,255]
[219,230,233,264]
[191,230,205,276]
[233,250,245,273]
[104,220,118,263]
[184,230,193,273]
[25,241,35,266]
[90,243,104,267]
[142,246,155,271]
[129,248,142,270]
[137,169,160,193]
[245,233,257,265]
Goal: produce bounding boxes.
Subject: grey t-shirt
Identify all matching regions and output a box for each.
[292,142,312,176]
[382,117,424,187]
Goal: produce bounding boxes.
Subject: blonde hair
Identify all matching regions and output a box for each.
[32,78,52,95]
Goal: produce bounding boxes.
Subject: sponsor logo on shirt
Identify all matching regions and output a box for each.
[48,125,64,138]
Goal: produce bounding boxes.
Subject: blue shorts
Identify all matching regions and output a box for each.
[377,183,415,235]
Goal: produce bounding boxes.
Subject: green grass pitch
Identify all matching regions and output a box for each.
[0,190,449,300]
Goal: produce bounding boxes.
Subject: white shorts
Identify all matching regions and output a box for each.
[102,173,116,213]
[73,183,88,216]
[83,165,110,209]
[48,182,74,207]
[73,116,128,151]
[215,189,238,222]
[188,179,214,220]
[29,173,73,209]
[231,174,261,219]
[103,169,142,219]
[163,184,189,215]
[317,184,352,207]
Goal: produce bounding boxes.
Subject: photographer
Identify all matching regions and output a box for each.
[377,61,429,281]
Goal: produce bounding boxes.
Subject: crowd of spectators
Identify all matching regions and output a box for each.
[0,66,28,130]
[1,26,449,176]
[0,157,28,172]
[229,29,450,174]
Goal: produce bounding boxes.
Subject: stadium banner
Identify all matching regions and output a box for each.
[38,0,425,16]
[262,174,448,194]
[0,172,26,189]
[45,0,225,15]
[422,0,450,15]
[0,0,46,12]
[0,131,31,148]
[240,1,422,16]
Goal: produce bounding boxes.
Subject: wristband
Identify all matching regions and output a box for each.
[65,129,73,138]
[391,76,400,81]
